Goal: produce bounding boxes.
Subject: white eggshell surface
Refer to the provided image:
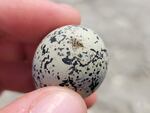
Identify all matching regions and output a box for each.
[32,25,108,97]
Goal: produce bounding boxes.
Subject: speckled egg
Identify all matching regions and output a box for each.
[32,25,108,97]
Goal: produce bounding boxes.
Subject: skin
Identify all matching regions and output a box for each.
[0,0,96,113]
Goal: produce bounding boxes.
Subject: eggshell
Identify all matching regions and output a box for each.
[32,25,108,97]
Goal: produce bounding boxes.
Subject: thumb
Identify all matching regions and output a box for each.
[0,87,87,113]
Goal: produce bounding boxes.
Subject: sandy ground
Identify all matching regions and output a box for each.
[0,0,150,113]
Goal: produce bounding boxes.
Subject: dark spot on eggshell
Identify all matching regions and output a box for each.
[71,38,84,48]
[82,27,88,31]
[50,36,57,43]
[48,70,50,74]
[57,76,60,80]
[89,73,92,76]
[43,84,47,87]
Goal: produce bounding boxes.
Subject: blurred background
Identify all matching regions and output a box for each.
[0,0,150,113]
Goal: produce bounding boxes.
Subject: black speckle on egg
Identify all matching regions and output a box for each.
[57,76,60,80]
[89,73,92,76]
[87,67,90,71]
[43,84,47,87]
[96,71,100,74]
[48,70,50,74]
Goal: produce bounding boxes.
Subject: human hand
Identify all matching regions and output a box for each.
[0,0,96,112]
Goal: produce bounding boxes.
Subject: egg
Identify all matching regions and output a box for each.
[32,25,108,97]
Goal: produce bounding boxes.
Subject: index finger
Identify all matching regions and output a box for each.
[0,0,80,43]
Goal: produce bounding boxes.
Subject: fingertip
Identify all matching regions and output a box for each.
[1,87,87,113]
[84,92,97,108]
[29,87,87,113]
[58,3,81,25]
[0,0,81,43]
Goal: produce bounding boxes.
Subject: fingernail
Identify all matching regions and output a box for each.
[29,90,87,113]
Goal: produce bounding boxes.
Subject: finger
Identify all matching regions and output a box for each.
[0,0,80,43]
[0,62,34,92]
[23,43,38,62]
[0,39,24,62]
[84,92,97,108]
[0,87,87,113]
